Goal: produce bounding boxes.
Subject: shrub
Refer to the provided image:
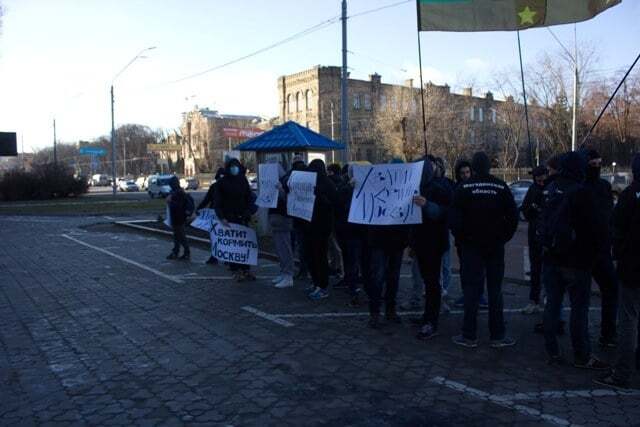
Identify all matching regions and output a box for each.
[0,163,89,201]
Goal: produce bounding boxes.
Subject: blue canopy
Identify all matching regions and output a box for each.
[235,121,345,153]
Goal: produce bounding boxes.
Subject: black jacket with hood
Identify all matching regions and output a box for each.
[612,155,640,288]
[213,159,253,224]
[541,152,605,270]
[454,159,472,188]
[450,152,519,249]
[411,159,453,254]
[168,176,190,226]
[306,159,338,234]
[583,155,614,248]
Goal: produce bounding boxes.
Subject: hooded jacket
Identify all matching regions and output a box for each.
[168,176,190,226]
[450,152,518,248]
[612,155,640,287]
[411,159,453,254]
[541,152,605,270]
[583,151,614,247]
[213,159,253,224]
[306,159,338,233]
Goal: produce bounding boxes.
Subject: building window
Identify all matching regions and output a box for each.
[353,94,361,110]
[305,90,312,111]
[478,107,484,122]
[470,106,475,121]
[287,94,292,114]
[469,129,476,145]
[379,95,387,110]
[295,92,301,112]
[363,94,372,111]
[491,108,497,123]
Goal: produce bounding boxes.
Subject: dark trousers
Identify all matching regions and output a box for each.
[592,250,619,341]
[461,245,506,341]
[337,234,363,297]
[293,228,308,275]
[172,224,190,256]
[304,231,330,289]
[543,264,592,361]
[613,286,640,381]
[367,248,403,316]
[528,237,543,304]
[415,247,443,329]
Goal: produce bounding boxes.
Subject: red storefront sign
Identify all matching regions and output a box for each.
[222,127,264,139]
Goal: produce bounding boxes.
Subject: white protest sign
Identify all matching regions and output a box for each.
[286,171,317,222]
[164,205,172,228]
[256,163,279,208]
[348,161,424,225]
[210,221,259,265]
[190,208,217,232]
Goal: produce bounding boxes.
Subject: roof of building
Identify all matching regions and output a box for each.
[236,121,346,153]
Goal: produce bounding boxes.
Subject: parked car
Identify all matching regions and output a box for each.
[90,174,109,187]
[118,180,139,192]
[135,176,147,190]
[180,177,199,190]
[147,175,175,198]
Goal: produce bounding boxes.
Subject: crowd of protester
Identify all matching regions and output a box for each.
[165,149,640,391]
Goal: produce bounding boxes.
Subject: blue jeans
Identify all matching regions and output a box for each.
[367,248,403,316]
[543,264,592,361]
[460,245,505,341]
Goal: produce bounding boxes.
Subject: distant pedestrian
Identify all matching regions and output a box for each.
[595,154,640,389]
[166,176,195,261]
[449,152,519,348]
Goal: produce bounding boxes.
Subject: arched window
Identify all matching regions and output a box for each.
[296,92,301,112]
[305,90,312,111]
[287,94,292,114]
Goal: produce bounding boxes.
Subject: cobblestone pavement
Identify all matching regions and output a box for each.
[1,215,639,426]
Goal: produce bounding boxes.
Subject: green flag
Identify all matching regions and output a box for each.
[418,0,621,32]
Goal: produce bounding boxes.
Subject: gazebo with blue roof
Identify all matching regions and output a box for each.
[235,121,345,154]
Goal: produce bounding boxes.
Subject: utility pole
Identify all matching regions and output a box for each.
[53,119,58,166]
[123,137,127,177]
[110,85,117,196]
[341,0,350,161]
[571,24,579,152]
[330,101,335,163]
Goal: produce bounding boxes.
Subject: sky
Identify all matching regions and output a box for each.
[0,0,638,152]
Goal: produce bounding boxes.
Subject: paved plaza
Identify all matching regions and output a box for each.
[1,215,639,426]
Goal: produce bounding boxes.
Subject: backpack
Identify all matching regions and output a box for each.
[537,181,581,257]
[184,193,195,217]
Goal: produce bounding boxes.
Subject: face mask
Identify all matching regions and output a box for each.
[230,166,240,176]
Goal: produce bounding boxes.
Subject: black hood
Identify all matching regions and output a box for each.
[471,152,491,176]
[633,154,640,181]
[560,151,587,182]
[454,159,472,182]
[169,176,180,191]
[307,159,327,177]
[225,158,243,175]
[214,167,225,181]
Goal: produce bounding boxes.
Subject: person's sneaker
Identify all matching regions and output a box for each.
[598,336,618,349]
[243,271,257,281]
[368,314,382,330]
[417,323,439,340]
[453,296,465,308]
[166,253,178,260]
[479,295,489,309]
[179,253,190,261]
[521,303,543,315]
[305,285,317,294]
[593,372,630,391]
[205,256,218,265]
[490,337,516,348]
[271,275,283,284]
[309,288,329,301]
[574,356,610,371]
[274,276,294,288]
[547,355,567,366]
[452,335,478,348]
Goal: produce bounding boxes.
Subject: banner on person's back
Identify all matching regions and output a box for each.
[286,171,317,222]
[348,161,424,226]
[256,163,279,208]
[190,208,217,232]
[210,221,259,265]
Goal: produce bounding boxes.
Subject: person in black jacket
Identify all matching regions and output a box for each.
[449,152,519,348]
[197,168,225,265]
[327,163,345,279]
[213,158,255,282]
[412,158,453,339]
[520,166,548,314]
[541,152,608,370]
[584,149,619,347]
[595,154,640,389]
[305,159,339,301]
[166,176,193,261]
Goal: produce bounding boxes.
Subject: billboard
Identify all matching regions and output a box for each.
[222,128,264,139]
[79,146,107,156]
[147,144,182,153]
[0,132,18,156]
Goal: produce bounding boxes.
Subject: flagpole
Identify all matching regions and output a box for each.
[580,50,640,148]
[517,30,534,168]
[416,1,428,156]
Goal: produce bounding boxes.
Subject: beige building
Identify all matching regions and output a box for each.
[277,65,503,163]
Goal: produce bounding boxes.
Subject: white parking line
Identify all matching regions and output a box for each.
[430,376,576,427]
[61,234,184,285]
[241,306,295,327]
[181,275,278,281]
[494,388,640,401]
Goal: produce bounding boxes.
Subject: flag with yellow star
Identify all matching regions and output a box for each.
[418,0,621,32]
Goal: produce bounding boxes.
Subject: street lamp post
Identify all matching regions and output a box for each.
[110,46,156,196]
